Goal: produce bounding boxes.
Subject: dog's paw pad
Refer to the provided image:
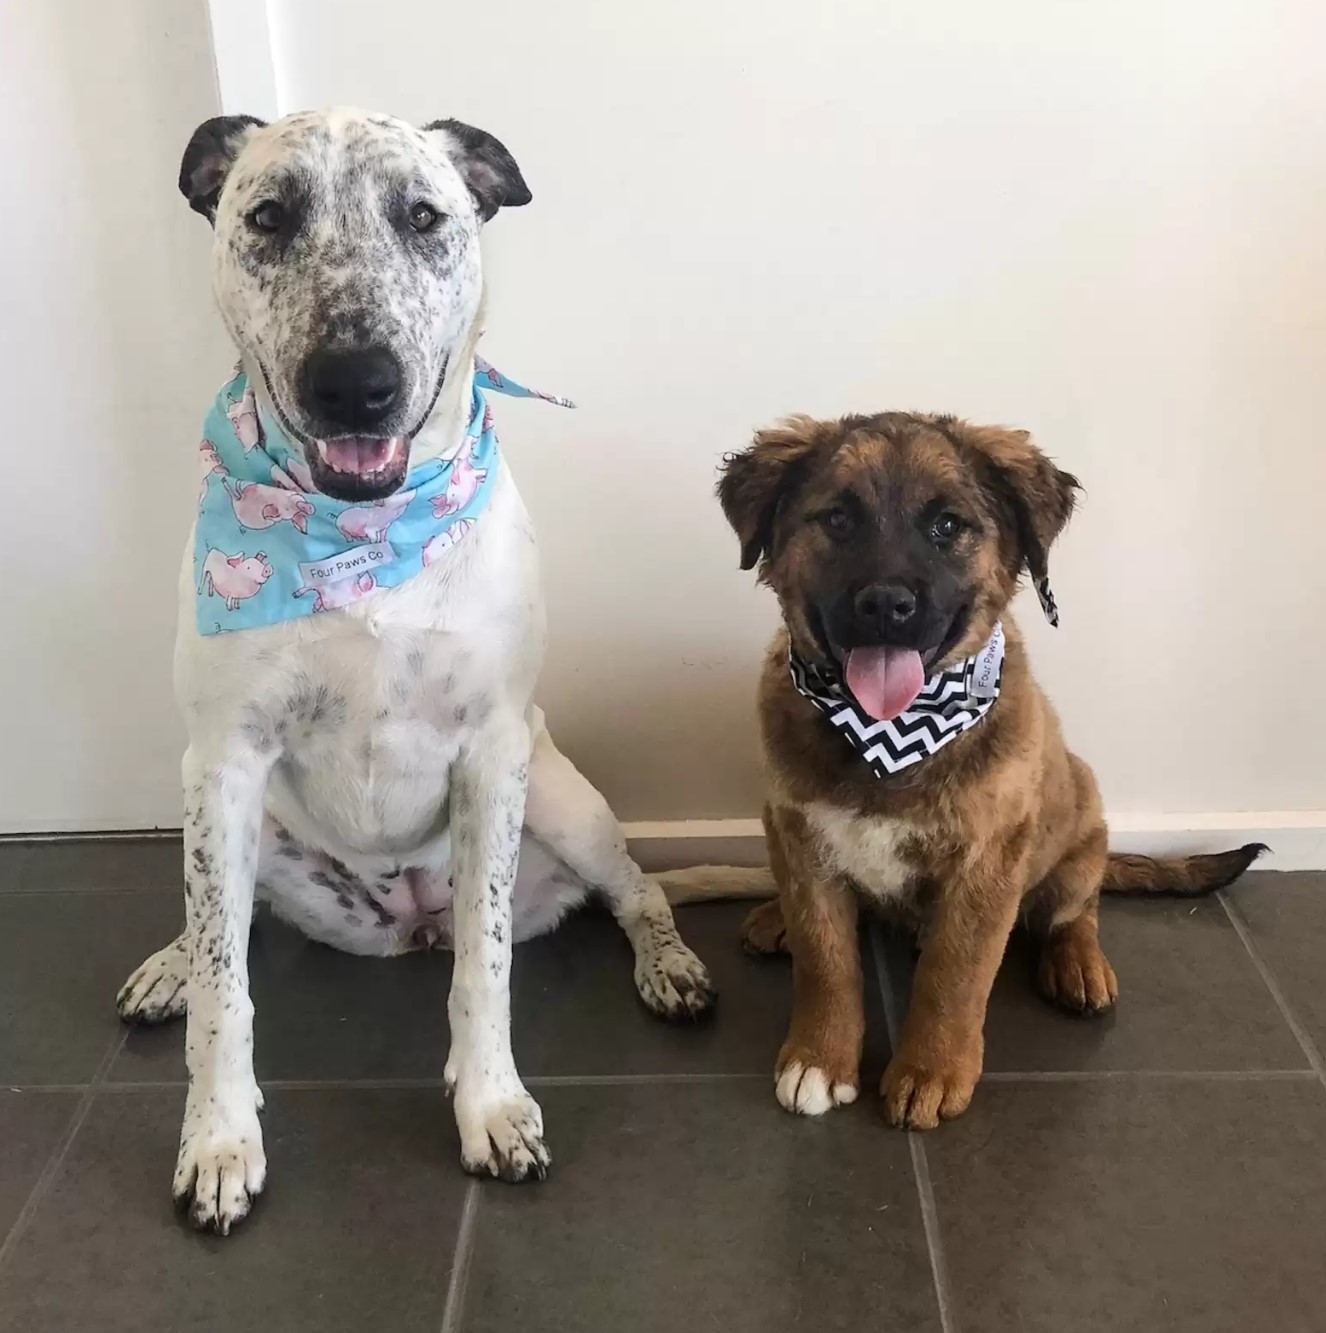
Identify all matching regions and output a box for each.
[742,900,788,955]
[172,1121,266,1235]
[775,1061,858,1116]
[634,944,717,1022]
[1037,935,1119,1016]
[458,1092,550,1184]
[116,940,189,1025]
[880,1058,976,1131]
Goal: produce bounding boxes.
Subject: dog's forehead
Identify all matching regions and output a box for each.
[826,423,968,495]
[230,107,468,206]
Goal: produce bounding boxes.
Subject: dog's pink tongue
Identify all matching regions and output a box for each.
[845,646,925,721]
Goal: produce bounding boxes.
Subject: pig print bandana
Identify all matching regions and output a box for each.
[789,624,1007,776]
[193,357,571,633]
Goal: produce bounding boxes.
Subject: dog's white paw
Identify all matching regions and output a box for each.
[451,1080,550,1184]
[634,939,717,1021]
[173,1094,266,1234]
[116,937,189,1025]
[775,1061,859,1117]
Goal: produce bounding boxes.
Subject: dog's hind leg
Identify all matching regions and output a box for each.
[117,932,190,1024]
[522,711,716,1021]
[741,804,791,955]
[1027,815,1118,1016]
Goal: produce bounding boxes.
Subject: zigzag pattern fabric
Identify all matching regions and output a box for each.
[788,623,1006,776]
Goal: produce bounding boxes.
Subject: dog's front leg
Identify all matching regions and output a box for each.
[881,850,1027,1132]
[445,718,549,1182]
[173,745,271,1233]
[769,808,864,1117]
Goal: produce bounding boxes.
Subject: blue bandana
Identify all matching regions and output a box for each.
[193,357,571,633]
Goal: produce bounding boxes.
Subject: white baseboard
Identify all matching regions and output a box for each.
[622,812,1326,873]
[3,812,1324,872]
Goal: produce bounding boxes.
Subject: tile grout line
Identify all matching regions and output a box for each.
[439,1179,481,1333]
[0,1025,130,1274]
[980,1068,1318,1083]
[97,1072,770,1093]
[1,886,182,899]
[870,929,957,1333]
[40,1066,1320,1096]
[1218,890,1326,1091]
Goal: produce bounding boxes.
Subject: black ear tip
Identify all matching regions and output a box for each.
[179,114,265,215]
[738,542,763,571]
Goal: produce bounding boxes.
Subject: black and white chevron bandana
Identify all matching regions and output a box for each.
[788,623,1006,777]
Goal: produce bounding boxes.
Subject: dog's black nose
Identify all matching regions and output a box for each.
[302,346,402,429]
[855,582,918,630]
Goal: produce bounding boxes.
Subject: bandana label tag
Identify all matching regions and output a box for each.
[298,542,397,589]
[970,634,1003,700]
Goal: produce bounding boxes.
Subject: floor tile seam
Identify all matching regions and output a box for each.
[98,1072,771,1093]
[979,1068,1318,1083]
[1218,890,1326,1092]
[439,1179,480,1333]
[0,1025,128,1273]
[0,1084,94,1095]
[1,886,182,899]
[869,926,957,1333]
[86,1065,1320,1096]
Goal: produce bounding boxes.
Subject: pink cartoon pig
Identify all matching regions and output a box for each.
[228,481,315,534]
[226,386,262,452]
[422,518,475,566]
[334,489,415,543]
[271,457,315,492]
[294,572,376,612]
[200,548,274,611]
[198,440,226,504]
[431,445,487,519]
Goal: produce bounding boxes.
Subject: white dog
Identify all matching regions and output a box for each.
[116,107,735,1234]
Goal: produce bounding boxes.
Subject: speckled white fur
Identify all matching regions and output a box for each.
[119,108,714,1234]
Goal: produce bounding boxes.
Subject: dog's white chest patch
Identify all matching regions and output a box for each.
[805,802,918,902]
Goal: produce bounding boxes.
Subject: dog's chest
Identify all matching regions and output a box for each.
[180,479,543,858]
[267,616,499,846]
[805,801,919,903]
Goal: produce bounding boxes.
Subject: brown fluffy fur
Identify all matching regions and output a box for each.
[719,413,1264,1130]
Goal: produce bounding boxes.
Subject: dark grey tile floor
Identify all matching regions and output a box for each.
[0,839,1323,1332]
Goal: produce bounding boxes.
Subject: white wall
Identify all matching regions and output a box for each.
[0,1,229,831]
[266,0,1326,824]
[4,0,1324,836]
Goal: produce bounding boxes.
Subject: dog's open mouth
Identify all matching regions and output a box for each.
[840,606,971,722]
[307,435,410,501]
[318,436,403,475]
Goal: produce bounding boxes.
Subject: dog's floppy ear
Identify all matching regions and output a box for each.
[179,115,267,223]
[964,425,1080,620]
[424,119,531,222]
[718,417,827,571]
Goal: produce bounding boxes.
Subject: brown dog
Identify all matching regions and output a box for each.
[718,412,1264,1130]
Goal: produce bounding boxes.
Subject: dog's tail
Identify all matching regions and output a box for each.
[651,865,777,905]
[1101,842,1268,897]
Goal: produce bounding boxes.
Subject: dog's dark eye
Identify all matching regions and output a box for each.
[821,508,851,535]
[930,512,963,545]
[409,202,442,232]
[248,201,284,234]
